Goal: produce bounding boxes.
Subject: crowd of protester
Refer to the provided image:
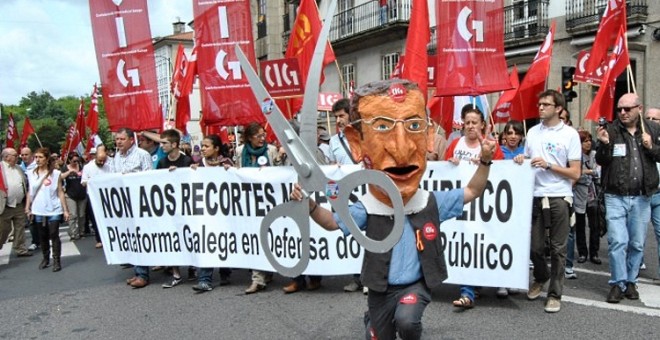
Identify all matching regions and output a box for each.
[2,90,660,320]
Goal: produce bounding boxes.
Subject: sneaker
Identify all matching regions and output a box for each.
[606,285,624,303]
[192,282,213,293]
[363,286,369,295]
[544,297,561,313]
[344,280,362,292]
[527,280,546,300]
[496,287,509,298]
[625,282,639,300]
[28,244,38,251]
[162,276,183,288]
[564,267,577,280]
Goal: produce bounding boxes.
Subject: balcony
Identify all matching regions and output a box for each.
[504,0,550,46]
[329,0,411,55]
[566,0,648,33]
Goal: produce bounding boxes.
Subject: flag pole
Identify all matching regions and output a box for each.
[33,133,43,148]
[335,61,347,95]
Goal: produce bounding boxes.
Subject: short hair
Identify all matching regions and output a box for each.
[349,79,422,133]
[1,148,17,158]
[160,129,181,147]
[117,127,135,138]
[332,98,350,114]
[242,122,264,143]
[538,89,565,109]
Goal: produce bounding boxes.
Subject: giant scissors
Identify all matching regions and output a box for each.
[235,0,404,277]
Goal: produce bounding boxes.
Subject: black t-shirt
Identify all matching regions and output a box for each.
[157,153,193,169]
[62,167,86,200]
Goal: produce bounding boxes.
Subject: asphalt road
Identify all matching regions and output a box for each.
[1,228,660,340]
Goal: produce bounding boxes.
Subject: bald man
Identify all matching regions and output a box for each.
[596,94,660,303]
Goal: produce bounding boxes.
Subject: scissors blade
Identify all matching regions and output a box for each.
[299,0,338,149]
[235,46,328,192]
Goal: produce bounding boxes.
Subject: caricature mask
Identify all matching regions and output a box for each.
[345,80,434,205]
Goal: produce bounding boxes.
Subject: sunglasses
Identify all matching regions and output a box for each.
[617,105,639,112]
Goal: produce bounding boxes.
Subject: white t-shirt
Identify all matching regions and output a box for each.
[81,161,112,185]
[524,121,582,197]
[449,136,481,162]
[28,169,63,216]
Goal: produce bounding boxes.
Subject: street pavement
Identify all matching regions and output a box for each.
[1,227,660,339]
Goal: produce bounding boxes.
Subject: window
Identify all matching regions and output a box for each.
[257,0,267,38]
[381,53,400,80]
[342,63,355,98]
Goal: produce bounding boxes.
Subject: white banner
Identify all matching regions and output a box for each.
[88,161,534,289]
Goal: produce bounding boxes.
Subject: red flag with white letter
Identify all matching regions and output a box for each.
[585,26,629,123]
[194,0,263,127]
[435,0,511,96]
[88,0,161,131]
[583,0,627,76]
[6,113,17,149]
[492,66,520,123]
[171,44,186,97]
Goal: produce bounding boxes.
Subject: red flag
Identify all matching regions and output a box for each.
[492,66,520,123]
[194,0,263,127]
[175,95,191,133]
[279,0,337,118]
[512,21,556,120]
[6,113,17,149]
[435,0,512,96]
[428,95,454,138]
[171,44,186,97]
[76,99,87,142]
[88,0,161,131]
[401,0,430,97]
[19,117,35,148]
[180,45,198,97]
[583,0,627,76]
[61,124,76,160]
[585,26,630,122]
[86,83,99,134]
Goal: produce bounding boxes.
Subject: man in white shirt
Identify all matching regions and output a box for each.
[328,98,356,165]
[0,148,32,257]
[81,145,112,249]
[514,90,581,313]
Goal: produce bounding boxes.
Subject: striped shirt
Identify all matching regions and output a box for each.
[110,144,153,174]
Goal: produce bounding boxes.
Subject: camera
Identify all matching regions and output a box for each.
[598,117,608,127]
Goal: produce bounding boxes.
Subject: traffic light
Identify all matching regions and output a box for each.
[562,66,577,102]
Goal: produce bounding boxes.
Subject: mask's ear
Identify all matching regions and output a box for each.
[343,125,362,163]
[426,109,435,153]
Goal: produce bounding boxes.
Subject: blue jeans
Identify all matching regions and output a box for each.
[605,194,650,288]
[134,266,149,281]
[379,6,388,24]
[566,226,575,269]
[650,192,660,278]
[198,268,213,284]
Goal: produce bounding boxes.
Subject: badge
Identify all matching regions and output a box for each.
[44,178,52,187]
[400,293,418,304]
[261,98,274,115]
[388,83,406,102]
[325,180,339,200]
[257,156,268,166]
[422,222,437,241]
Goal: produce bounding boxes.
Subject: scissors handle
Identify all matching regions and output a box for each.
[259,198,311,278]
[332,170,405,253]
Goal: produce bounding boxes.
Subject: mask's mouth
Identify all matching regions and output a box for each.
[384,165,418,177]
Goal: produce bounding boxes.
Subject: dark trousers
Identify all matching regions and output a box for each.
[575,206,600,258]
[365,280,431,340]
[531,197,570,299]
[86,198,101,243]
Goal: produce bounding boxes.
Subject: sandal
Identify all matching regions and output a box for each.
[452,295,474,309]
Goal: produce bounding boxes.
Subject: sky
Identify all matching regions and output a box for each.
[0,0,194,106]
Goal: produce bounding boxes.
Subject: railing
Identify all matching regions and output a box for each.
[566,0,648,30]
[504,0,550,41]
[329,0,411,42]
